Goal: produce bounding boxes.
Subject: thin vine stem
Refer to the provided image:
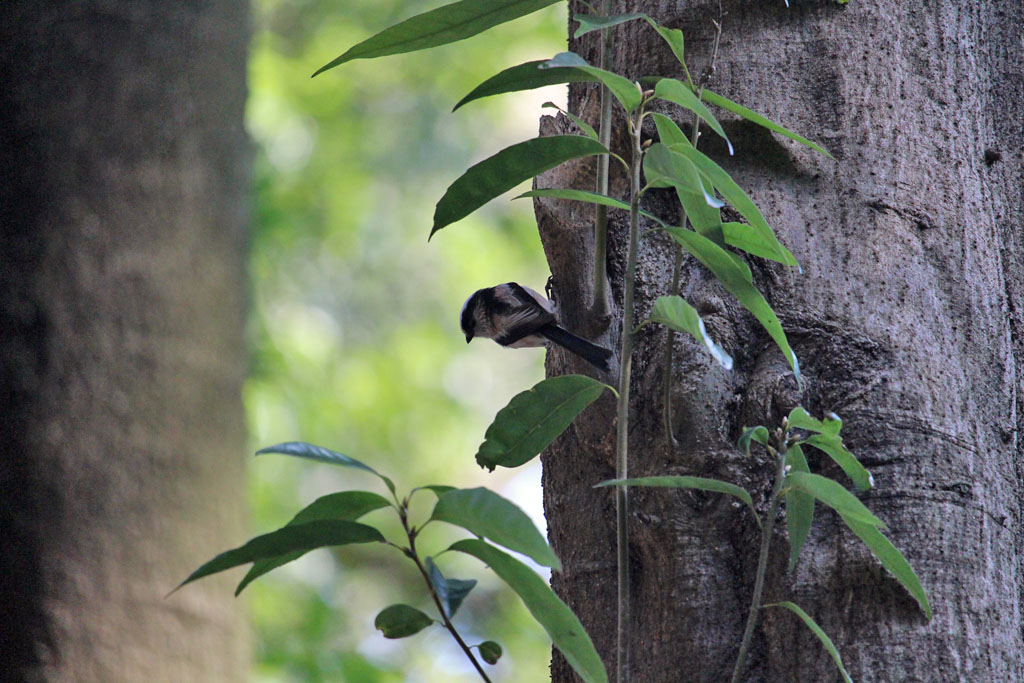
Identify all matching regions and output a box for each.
[592,0,613,320]
[662,8,724,444]
[615,103,645,683]
[400,509,492,682]
[730,449,787,683]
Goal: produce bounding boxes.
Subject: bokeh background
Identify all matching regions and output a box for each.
[245,1,571,680]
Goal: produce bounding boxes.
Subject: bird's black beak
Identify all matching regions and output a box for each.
[465,333,473,343]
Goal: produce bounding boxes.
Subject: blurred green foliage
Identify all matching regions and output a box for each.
[246,0,570,680]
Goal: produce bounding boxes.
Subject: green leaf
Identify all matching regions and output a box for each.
[256,441,395,493]
[517,189,668,230]
[572,14,685,68]
[572,12,647,38]
[478,640,503,665]
[788,406,842,435]
[722,222,799,268]
[649,115,723,237]
[597,476,757,523]
[236,491,392,595]
[802,433,873,492]
[374,604,434,639]
[644,18,685,67]
[542,101,598,140]
[517,188,631,213]
[475,375,608,470]
[665,227,801,381]
[784,446,814,572]
[764,602,852,682]
[431,135,607,237]
[542,52,641,113]
[451,539,608,683]
[644,144,723,209]
[655,79,733,155]
[651,112,689,147]
[175,520,384,592]
[426,557,477,618]
[702,90,833,157]
[737,425,770,456]
[432,487,561,570]
[839,513,933,620]
[313,0,562,75]
[785,471,884,528]
[668,143,797,267]
[411,485,457,500]
[647,295,732,369]
[645,144,726,245]
[453,60,592,111]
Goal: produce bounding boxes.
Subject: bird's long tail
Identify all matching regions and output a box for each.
[539,324,613,371]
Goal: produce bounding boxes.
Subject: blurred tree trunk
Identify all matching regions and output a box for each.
[0,2,250,681]
[537,1,1023,680]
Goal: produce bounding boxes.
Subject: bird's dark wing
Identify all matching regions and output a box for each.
[493,282,556,346]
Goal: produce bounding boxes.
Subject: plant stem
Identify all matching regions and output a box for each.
[401,512,492,682]
[730,452,787,683]
[592,0,613,319]
[615,106,645,683]
[661,10,724,445]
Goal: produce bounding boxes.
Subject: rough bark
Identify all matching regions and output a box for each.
[539,1,1024,681]
[0,2,250,681]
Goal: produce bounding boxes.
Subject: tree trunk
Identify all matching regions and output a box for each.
[0,2,250,680]
[538,1,1024,681]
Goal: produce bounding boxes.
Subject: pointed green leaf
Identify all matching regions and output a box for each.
[374,604,434,639]
[256,441,395,493]
[668,143,797,267]
[597,476,757,523]
[644,18,685,67]
[651,112,689,147]
[703,90,833,157]
[785,471,884,528]
[839,513,932,620]
[176,520,384,592]
[785,446,814,572]
[647,295,733,369]
[665,227,800,380]
[722,222,799,267]
[432,487,560,570]
[788,406,842,435]
[645,144,725,245]
[478,640,503,665]
[655,79,733,154]
[542,52,641,113]
[644,144,723,209]
[236,491,392,595]
[411,485,458,501]
[542,102,598,140]
[426,557,477,618]
[451,539,608,683]
[475,375,608,470]
[764,602,852,682]
[572,12,647,37]
[518,188,669,230]
[802,433,873,492]
[649,115,724,237]
[313,0,562,75]
[517,188,631,213]
[738,425,770,456]
[431,135,607,237]
[453,60,592,111]
[572,14,685,68]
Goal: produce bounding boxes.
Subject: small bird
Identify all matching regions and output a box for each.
[460,282,613,371]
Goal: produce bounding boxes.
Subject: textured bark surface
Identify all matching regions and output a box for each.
[0,2,250,681]
[539,1,1024,681]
